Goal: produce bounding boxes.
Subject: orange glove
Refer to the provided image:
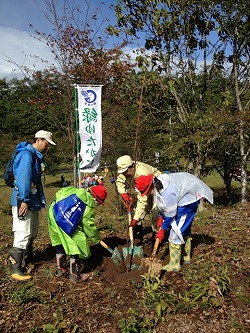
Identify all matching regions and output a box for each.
[156,229,165,243]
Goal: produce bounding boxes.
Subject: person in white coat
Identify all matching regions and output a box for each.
[135,172,213,272]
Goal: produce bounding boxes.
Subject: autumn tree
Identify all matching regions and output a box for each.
[107,1,226,176]
[26,0,136,184]
[108,0,249,202]
[211,0,250,202]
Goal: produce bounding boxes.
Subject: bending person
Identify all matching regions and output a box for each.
[116,155,162,237]
[48,185,107,282]
[135,172,213,272]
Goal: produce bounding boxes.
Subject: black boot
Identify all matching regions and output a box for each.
[9,248,32,281]
[23,239,33,268]
[70,256,81,281]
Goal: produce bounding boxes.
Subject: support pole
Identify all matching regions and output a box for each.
[74,84,80,188]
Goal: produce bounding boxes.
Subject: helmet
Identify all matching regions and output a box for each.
[135,174,154,196]
[91,186,107,205]
[116,155,134,174]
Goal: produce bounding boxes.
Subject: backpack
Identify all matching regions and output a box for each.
[4,151,18,188]
[53,194,86,236]
[4,150,34,188]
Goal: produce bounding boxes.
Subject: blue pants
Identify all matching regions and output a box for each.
[169,201,199,244]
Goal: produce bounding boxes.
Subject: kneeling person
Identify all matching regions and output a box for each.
[48,185,107,282]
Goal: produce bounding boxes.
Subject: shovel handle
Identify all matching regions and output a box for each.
[127,210,134,249]
[128,226,134,249]
[128,210,132,224]
[152,238,160,257]
[100,240,114,255]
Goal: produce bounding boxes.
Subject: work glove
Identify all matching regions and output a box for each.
[130,219,137,228]
[121,193,132,208]
[156,229,165,243]
[157,215,164,229]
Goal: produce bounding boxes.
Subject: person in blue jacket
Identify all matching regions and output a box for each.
[9,130,56,281]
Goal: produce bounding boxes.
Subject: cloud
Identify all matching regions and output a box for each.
[0,26,55,79]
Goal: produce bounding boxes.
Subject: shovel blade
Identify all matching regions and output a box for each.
[111,247,126,273]
[122,245,143,257]
[122,245,144,270]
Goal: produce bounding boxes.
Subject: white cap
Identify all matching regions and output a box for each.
[35,130,56,145]
[116,155,134,173]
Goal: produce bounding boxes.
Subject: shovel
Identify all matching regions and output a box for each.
[122,200,143,271]
[100,240,126,273]
[142,237,162,277]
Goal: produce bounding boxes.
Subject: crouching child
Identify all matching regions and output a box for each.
[48,185,107,282]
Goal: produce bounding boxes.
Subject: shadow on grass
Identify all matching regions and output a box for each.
[33,244,55,264]
[157,232,215,261]
[192,233,215,247]
[213,189,242,206]
[32,236,130,272]
[44,181,72,188]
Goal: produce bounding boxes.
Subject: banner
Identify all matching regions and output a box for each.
[76,85,102,173]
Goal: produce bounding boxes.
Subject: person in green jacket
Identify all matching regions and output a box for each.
[48,185,107,282]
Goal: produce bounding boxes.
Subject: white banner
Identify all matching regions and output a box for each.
[76,85,102,172]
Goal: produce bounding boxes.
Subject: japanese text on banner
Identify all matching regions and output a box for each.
[77,86,102,172]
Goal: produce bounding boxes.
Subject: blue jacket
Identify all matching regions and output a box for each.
[10,141,46,211]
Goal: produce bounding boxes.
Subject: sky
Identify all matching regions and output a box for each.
[0,0,128,79]
[0,0,217,80]
[0,0,51,78]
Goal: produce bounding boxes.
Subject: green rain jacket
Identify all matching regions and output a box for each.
[48,186,100,259]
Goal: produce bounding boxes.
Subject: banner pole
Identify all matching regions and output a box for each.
[74,84,80,187]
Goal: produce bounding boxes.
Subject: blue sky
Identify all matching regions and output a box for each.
[0,0,229,80]
[0,0,131,79]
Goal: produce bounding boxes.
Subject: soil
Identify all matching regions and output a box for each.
[0,182,250,333]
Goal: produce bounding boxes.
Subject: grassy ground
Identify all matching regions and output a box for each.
[0,172,249,333]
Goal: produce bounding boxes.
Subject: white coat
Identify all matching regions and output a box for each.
[154,172,213,244]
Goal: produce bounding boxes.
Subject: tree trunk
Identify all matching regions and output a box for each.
[233,29,249,203]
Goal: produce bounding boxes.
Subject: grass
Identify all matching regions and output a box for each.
[0,171,249,333]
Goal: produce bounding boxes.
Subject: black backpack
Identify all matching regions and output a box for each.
[4,151,18,188]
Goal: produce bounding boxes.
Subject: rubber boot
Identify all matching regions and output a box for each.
[23,239,33,268]
[161,243,181,272]
[9,248,32,281]
[69,257,91,282]
[183,236,191,263]
[56,253,68,276]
